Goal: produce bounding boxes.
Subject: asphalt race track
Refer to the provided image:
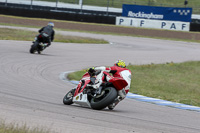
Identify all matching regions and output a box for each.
[1,27,200,133]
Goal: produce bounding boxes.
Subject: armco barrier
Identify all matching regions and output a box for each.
[0,3,200,31]
[0,3,116,24]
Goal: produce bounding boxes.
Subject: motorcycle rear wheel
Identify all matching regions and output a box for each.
[30,42,38,54]
[63,89,75,105]
[90,87,117,110]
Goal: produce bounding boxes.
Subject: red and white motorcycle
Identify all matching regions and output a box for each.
[63,70,128,110]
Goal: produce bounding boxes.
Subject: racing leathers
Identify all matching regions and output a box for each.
[38,25,55,47]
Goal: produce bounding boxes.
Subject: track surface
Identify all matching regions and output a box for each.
[1,28,200,133]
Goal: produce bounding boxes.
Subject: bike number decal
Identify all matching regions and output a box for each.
[76,96,79,100]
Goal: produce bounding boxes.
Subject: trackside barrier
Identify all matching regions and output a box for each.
[122,5,192,22]
[116,17,190,31]
[0,5,116,24]
[117,4,192,32]
[0,2,200,31]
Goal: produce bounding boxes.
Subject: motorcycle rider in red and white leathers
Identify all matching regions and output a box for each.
[93,60,132,110]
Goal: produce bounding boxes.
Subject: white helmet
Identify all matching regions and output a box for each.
[48,22,54,27]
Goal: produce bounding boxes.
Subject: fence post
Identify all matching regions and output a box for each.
[30,0,33,9]
[5,0,8,6]
[79,0,82,6]
[107,0,109,15]
[56,0,58,9]
[79,0,83,13]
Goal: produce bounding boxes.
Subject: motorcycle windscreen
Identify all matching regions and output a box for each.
[109,77,128,90]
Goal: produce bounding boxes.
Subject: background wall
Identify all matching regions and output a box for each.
[0,2,199,31]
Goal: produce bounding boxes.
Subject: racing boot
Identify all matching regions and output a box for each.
[108,89,126,110]
[42,43,48,50]
[108,98,120,110]
[118,88,126,99]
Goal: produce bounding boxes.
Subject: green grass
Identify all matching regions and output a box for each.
[1,14,200,44]
[0,28,108,44]
[0,120,52,133]
[37,0,200,13]
[67,61,200,107]
[1,22,200,44]
[67,70,86,81]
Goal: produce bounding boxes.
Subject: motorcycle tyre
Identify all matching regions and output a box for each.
[63,89,74,105]
[90,87,117,110]
[30,42,38,54]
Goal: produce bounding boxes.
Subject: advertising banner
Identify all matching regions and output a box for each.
[116,17,190,31]
[122,4,192,22]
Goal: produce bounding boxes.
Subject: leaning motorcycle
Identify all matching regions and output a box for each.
[29,33,49,54]
[63,70,128,110]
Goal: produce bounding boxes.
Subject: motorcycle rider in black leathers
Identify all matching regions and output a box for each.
[38,22,55,50]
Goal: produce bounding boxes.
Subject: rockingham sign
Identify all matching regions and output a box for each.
[116,5,192,31]
[127,11,164,19]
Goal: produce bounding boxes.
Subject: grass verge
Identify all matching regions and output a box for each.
[0,120,52,133]
[67,61,200,107]
[1,22,200,44]
[0,15,200,44]
[0,28,108,44]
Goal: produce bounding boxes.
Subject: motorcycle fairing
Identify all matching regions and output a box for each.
[73,77,90,97]
[109,77,128,90]
[73,92,91,107]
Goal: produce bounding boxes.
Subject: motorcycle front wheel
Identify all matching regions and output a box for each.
[90,87,117,110]
[63,89,75,105]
